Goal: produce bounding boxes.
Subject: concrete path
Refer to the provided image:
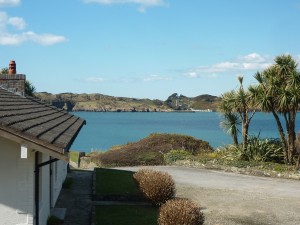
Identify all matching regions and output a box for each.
[117,166,300,225]
[55,170,93,225]
[117,166,300,197]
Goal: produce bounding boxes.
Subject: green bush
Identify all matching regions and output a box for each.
[164,150,191,164]
[218,136,284,163]
[158,199,204,225]
[134,169,175,206]
[243,136,284,163]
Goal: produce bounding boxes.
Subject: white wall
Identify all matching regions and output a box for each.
[0,136,34,225]
[0,136,68,225]
[36,151,67,225]
[51,160,67,206]
[38,153,50,225]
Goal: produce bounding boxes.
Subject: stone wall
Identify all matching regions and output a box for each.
[0,74,26,96]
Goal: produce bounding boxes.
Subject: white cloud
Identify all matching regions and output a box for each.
[24,32,67,45]
[0,0,20,7]
[86,77,106,83]
[0,11,67,45]
[8,17,26,29]
[186,53,273,79]
[186,72,218,79]
[143,74,172,81]
[83,0,167,12]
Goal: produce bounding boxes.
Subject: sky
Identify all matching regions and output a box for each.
[0,0,300,100]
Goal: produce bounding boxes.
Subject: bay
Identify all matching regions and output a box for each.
[70,112,300,152]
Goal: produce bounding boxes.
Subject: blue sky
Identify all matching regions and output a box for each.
[0,0,300,100]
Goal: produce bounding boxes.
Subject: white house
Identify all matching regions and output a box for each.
[0,66,85,225]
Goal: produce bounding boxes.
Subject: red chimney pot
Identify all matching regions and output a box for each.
[8,60,16,75]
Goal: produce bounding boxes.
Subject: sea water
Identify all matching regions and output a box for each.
[70,112,300,152]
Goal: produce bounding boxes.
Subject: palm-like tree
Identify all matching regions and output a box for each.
[252,69,288,162]
[219,76,256,151]
[220,112,241,146]
[25,80,36,97]
[0,67,8,74]
[253,55,300,164]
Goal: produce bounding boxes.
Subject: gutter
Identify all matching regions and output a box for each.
[34,152,59,225]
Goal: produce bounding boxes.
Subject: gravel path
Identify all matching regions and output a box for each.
[118,166,300,225]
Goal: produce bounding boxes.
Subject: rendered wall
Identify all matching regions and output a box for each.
[0,136,34,225]
[38,153,50,225]
[51,160,67,207]
[38,152,67,224]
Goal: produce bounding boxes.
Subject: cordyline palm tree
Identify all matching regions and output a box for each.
[0,68,8,74]
[220,111,241,146]
[253,54,300,164]
[219,76,256,151]
[25,80,36,97]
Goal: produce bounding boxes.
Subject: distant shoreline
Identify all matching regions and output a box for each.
[71,109,215,113]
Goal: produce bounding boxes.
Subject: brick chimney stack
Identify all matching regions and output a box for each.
[8,60,16,75]
[0,60,25,96]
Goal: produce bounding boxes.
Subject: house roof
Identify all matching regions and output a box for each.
[0,87,85,160]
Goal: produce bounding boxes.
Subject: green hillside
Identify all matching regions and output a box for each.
[35,92,221,112]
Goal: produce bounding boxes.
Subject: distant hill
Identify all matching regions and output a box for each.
[35,92,221,112]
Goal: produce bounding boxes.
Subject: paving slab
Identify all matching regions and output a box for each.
[55,170,93,225]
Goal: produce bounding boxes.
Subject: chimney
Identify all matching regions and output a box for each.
[8,60,16,75]
[0,60,26,96]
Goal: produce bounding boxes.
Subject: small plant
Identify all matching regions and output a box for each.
[164,150,191,164]
[47,215,63,225]
[158,198,204,225]
[134,169,175,206]
[62,177,73,189]
[217,135,284,163]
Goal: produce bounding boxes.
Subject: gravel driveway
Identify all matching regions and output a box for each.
[117,166,300,225]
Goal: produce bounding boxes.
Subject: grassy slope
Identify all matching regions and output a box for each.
[92,133,213,167]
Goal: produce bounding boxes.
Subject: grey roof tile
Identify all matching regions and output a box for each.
[0,87,85,153]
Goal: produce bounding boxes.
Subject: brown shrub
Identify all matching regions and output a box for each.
[158,198,205,225]
[134,169,175,206]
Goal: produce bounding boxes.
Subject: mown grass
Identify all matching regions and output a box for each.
[95,205,159,225]
[95,168,139,195]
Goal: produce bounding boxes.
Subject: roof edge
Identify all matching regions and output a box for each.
[0,127,68,161]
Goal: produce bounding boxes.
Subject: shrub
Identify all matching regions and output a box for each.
[158,198,204,225]
[134,169,175,205]
[164,150,191,164]
[217,136,284,163]
[243,136,284,163]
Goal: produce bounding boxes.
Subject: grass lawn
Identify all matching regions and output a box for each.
[69,151,80,164]
[95,168,139,195]
[96,205,158,225]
